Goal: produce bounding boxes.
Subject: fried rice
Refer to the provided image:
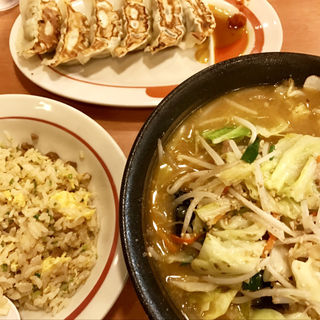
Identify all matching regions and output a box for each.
[0,133,98,314]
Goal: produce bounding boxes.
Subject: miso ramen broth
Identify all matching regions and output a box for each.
[144,79,320,320]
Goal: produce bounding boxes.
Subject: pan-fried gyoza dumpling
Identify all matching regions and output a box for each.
[77,0,123,64]
[114,0,152,58]
[145,0,185,54]
[18,0,62,58]
[179,0,215,49]
[43,0,91,67]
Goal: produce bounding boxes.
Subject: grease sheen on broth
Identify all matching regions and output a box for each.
[144,81,320,319]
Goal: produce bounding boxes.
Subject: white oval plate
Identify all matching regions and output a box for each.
[9,0,282,107]
[0,94,127,319]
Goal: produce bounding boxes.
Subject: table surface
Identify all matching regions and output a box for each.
[1,0,320,319]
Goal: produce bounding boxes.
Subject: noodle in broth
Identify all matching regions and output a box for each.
[144,78,320,320]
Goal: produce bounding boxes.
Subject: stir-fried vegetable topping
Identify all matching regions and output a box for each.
[241,137,260,163]
[146,78,320,320]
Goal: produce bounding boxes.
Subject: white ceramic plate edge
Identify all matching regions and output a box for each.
[9,0,282,107]
[0,94,128,320]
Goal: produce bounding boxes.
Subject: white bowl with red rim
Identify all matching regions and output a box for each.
[0,94,127,320]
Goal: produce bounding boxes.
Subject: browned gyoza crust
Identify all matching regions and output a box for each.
[35,0,62,53]
[114,0,152,57]
[22,0,216,65]
[44,1,90,67]
[23,0,62,57]
[78,0,123,64]
[146,0,185,54]
[181,0,215,47]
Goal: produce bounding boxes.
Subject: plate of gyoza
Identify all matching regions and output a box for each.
[9,0,282,107]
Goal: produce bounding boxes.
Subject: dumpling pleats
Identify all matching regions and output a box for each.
[43,0,90,67]
[78,0,123,64]
[114,0,152,58]
[18,0,62,58]
[18,0,217,63]
[179,0,215,49]
[146,0,185,54]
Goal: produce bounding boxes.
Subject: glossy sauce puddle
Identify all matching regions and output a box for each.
[195,5,248,64]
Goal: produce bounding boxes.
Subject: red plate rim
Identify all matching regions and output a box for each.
[0,116,119,320]
[44,0,264,99]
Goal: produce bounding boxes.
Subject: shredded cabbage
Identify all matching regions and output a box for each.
[275,198,302,219]
[263,245,291,283]
[211,219,266,241]
[251,308,285,319]
[190,288,238,320]
[217,162,253,186]
[191,233,265,275]
[261,134,320,202]
[148,78,320,320]
[217,214,251,230]
[292,258,320,302]
[195,200,231,226]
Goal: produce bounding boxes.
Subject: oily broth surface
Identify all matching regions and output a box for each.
[144,83,320,318]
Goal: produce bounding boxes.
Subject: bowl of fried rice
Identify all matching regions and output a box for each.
[0,94,127,319]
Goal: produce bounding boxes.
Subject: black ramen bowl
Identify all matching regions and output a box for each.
[120,52,320,320]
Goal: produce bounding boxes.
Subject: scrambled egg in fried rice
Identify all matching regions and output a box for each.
[0,134,98,313]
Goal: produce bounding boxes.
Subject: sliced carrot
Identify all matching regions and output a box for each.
[317,155,320,163]
[222,186,230,194]
[262,233,277,258]
[170,233,202,245]
[158,229,180,253]
[209,213,226,226]
[261,213,279,257]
